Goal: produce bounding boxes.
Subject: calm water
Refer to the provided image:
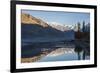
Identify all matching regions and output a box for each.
[21,41,90,63]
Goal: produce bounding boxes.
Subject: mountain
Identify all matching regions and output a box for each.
[21,13,75,43]
[21,13,48,27]
[21,13,64,38]
[48,22,74,31]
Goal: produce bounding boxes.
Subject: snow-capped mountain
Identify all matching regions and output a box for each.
[48,22,74,31]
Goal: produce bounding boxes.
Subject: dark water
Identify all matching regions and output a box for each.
[21,41,90,63]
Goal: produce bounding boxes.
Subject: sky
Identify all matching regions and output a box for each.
[21,10,90,26]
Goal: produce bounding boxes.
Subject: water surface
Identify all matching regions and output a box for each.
[21,41,90,63]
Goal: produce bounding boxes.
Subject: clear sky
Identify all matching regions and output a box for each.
[21,10,90,25]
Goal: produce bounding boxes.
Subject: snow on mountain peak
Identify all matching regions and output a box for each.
[48,22,74,31]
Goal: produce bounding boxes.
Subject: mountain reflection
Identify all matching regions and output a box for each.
[21,41,90,63]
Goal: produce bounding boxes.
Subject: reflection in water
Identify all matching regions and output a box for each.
[46,47,75,57]
[75,45,82,60]
[21,41,90,63]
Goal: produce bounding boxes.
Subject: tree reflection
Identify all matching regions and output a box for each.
[74,45,82,60]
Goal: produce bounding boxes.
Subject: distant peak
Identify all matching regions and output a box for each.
[48,22,74,31]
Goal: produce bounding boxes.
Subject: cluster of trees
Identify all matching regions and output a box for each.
[75,21,90,40]
[76,21,90,32]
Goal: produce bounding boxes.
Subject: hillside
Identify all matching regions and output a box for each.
[21,13,48,27]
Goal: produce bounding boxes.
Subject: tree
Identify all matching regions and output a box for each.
[86,23,90,32]
[77,22,81,32]
[82,21,85,32]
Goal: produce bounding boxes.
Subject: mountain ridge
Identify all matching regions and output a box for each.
[21,13,49,27]
[48,22,74,31]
